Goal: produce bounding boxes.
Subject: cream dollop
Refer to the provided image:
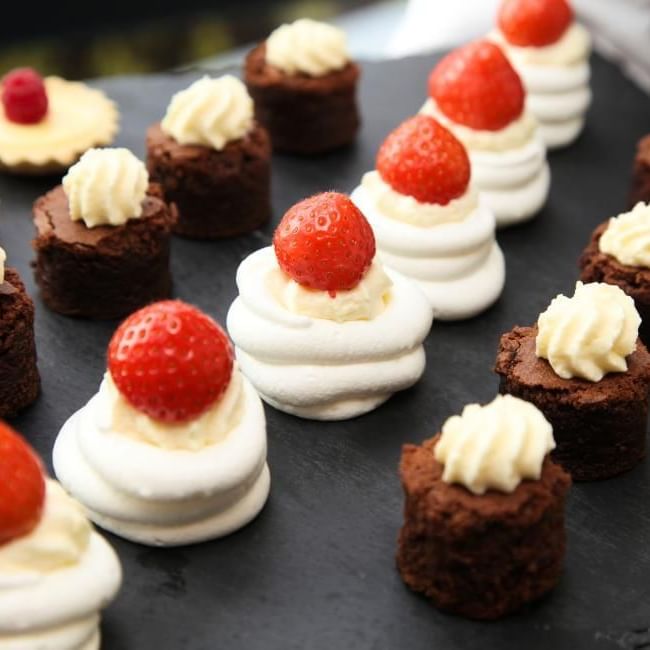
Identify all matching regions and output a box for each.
[0,246,5,284]
[103,370,244,451]
[62,147,148,228]
[266,19,350,77]
[435,394,555,494]
[421,98,537,152]
[599,202,650,268]
[497,23,591,67]
[360,171,478,226]
[536,282,641,382]
[161,75,253,150]
[267,260,392,323]
[0,480,90,574]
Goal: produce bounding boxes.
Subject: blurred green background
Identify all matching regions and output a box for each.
[0,0,377,78]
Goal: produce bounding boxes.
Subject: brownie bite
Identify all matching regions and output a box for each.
[0,263,40,417]
[580,205,650,346]
[146,75,271,240]
[244,19,360,154]
[397,396,570,620]
[33,148,176,320]
[629,135,650,207]
[496,284,650,481]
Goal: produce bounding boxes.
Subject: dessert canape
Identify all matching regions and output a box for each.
[495,282,650,480]
[0,422,121,648]
[580,202,650,346]
[244,18,360,154]
[493,0,591,149]
[351,114,505,320]
[0,67,118,175]
[32,147,176,319]
[629,136,650,208]
[397,394,570,620]
[0,246,40,417]
[146,75,271,239]
[421,39,550,227]
[227,191,432,420]
[53,300,270,546]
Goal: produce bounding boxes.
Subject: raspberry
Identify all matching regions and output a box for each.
[273,192,376,293]
[108,300,234,423]
[428,40,525,131]
[0,422,45,545]
[499,0,573,47]
[377,115,470,205]
[1,68,48,124]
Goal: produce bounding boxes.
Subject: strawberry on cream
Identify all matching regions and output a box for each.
[421,39,550,227]
[0,424,120,650]
[494,0,591,149]
[227,192,432,420]
[53,301,270,547]
[351,115,505,321]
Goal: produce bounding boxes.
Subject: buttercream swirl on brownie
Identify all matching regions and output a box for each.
[63,147,148,228]
[161,75,254,150]
[536,282,641,382]
[599,202,650,268]
[435,394,555,495]
[265,19,349,77]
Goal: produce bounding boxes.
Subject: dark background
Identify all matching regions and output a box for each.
[0,1,377,78]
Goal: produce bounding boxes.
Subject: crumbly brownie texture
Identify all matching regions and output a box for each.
[397,435,570,620]
[495,326,650,481]
[580,220,650,345]
[244,43,360,155]
[146,122,271,239]
[32,184,176,320]
[0,268,40,417]
[629,135,650,208]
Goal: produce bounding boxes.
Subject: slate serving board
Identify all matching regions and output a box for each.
[2,51,650,650]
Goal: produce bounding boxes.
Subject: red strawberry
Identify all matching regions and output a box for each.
[1,68,48,124]
[499,0,573,47]
[273,192,376,293]
[0,422,45,545]
[108,300,234,423]
[428,40,525,131]
[377,115,470,205]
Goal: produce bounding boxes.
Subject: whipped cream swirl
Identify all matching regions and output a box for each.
[435,394,556,494]
[351,183,505,321]
[161,75,254,150]
[63,147,148,228]
[599,202,650,268]
[53,370,269,546]
[536,282,641,382]
[420,99,549,226]
[227,247,432,420]
[0,480,121,650]
[495,24,592,149]
[266,19,349,77]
